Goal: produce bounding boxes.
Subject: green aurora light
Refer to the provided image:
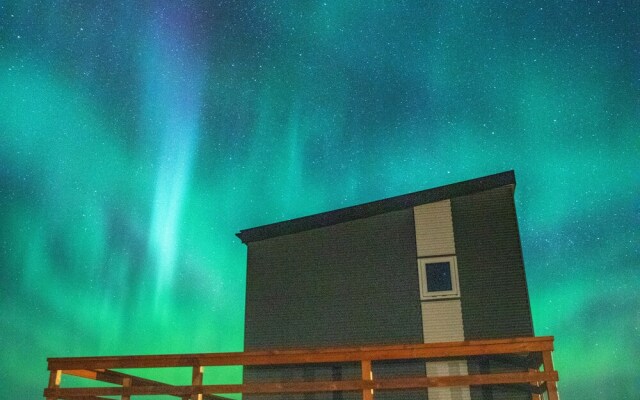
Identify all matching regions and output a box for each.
[1,1,638,398]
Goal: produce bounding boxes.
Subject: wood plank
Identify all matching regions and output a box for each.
[48,336,555,370]
[121,377,131,400]
[61,368,226,400]
[369,371,559,390]
[63,368,150,386]
[46,370,61,400]
[192,366,204,400]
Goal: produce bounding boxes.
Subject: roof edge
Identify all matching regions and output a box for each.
[237,170,515,244]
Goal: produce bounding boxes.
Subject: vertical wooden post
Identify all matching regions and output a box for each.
[192,365,204,400]
[542,351,559,400]
[122,377,132,400]
[529,368,542,400]
[361,360,373,400]
[46,370,61,400]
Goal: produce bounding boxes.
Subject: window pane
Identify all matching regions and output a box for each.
[425,262,452,292]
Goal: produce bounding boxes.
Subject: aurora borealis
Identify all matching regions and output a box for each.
[1,1,638,398]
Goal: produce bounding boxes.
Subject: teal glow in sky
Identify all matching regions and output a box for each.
[1,1,638,398]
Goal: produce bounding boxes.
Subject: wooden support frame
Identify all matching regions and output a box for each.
[45,370,61,400]
[44,336,559,399]
[54,368,225,400]
[361,360,373,400]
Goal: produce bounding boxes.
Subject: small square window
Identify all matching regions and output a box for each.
[418,256,460,299]
[425,262,453,292]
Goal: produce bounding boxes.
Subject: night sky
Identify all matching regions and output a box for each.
[1,1,638,398]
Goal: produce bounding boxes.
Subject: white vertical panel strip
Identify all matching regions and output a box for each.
[421,301,465,342]
[422,301,470,400]
[414,200,455,257]
[414,200,470,400]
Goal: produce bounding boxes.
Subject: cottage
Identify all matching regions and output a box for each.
[43,171,557,400]
[238,170,535,400]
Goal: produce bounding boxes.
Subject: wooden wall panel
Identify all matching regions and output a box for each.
[421,300,465,343]
[414,200,456,257]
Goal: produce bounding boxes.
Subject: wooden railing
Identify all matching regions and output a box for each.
[44,336,559,400]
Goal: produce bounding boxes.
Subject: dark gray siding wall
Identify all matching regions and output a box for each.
[243,209,425,399]
[451,185,534,400]
[243,185,536,400]
[451,185,533,339]
[244,208,423,349]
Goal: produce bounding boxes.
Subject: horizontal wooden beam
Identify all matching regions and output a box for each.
[57,396,112,400]
[370,371,559,390]
[44,370,558,397]
[48,336,554,370]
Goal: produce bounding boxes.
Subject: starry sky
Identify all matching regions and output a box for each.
[1,1,638,398]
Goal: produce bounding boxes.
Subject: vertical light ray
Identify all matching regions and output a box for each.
[149,115,198,300]
[143,5,205,305]
[284,101,303,210]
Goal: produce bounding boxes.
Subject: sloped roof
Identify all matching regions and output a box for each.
[237,170,515,244]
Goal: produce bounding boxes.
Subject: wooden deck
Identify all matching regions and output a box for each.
[44,336,559,400]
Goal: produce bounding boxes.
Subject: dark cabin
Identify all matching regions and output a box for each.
[237,170,535,400]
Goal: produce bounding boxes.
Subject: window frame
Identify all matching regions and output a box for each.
[417,255,460,300]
